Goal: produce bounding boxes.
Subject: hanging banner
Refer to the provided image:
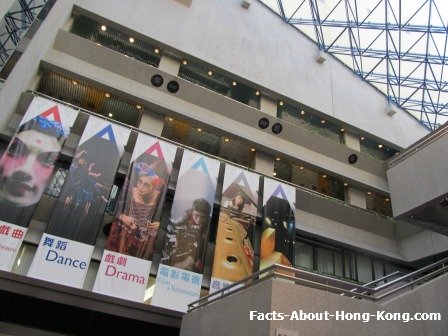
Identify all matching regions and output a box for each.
[260,178,296,271]
[93,134,177,302]
[152,150,219,312]
[27,233,94,288]
[211,166,259,292]
[150,264,202,313]
[0,96,78,271]
[46,116,130,245]
[29,117,130,287]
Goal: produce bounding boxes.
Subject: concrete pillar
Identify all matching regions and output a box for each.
[254,150,274,176]
[346,186,367,209]
[343,130,361,151]
[139,111,165,136]
[158,53,181,76]
[0,0,16,19]
[259,95,277,117]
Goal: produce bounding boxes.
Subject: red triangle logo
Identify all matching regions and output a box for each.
[145,142,165,160]
[39,105,61,123]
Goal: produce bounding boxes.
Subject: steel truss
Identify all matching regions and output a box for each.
[260,0,448,130]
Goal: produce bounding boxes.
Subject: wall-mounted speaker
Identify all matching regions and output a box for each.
[272,123,283,134]
[151,74,163,87]
[167,80,180,93]
[258,118,269,129]
[348,154,358,164]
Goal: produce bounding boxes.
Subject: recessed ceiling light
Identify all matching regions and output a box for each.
[275,157,280,161]
[136,105,142,109]
[322,174,327,178]
[279,101,284,106]
[101,25,106,31]
[105,93,110,98]
[129,37,134,43]
[232,81,237,86]
[197,128,203,132]
[300,110,305,115]
[224,137,230,142]
[182,60,188,65]
[321,120,326,124]
[208,71,213,76]
[108,113,113,117]
[378,144,383,148]
[168,117,174,121]
[250,147,256,152]
[385,198,390,202]
[72,80,78,85]
[360,137,365,140]
[341,128,345,132]
[299,166,304,170]
[154,48,160,53]
[255,91,260,96]
[273,172,277,176]
[344,182,348,186]
[367,191,372,195]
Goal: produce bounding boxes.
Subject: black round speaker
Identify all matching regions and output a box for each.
[151,74,163,87]
[258,118,269,129]
[167,80,180,93]
[272,123,283,134]
[348,154,358,164]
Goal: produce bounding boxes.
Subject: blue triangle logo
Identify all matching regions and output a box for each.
[271,184,288,201]
[94,124,116,143]
[233,171,251,189]
[191,157,209,174]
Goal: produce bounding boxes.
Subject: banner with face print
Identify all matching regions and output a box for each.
[28,117,130,288]
[260,178,296,271]
[211,166,259,292]
[92,134,177,302]
[0,96,78,271]
[151,150,219,312]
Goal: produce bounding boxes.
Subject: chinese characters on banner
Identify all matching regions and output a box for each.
[260,178,296,272]
[28,116,130,288]
[93,134,177,302]
[151,150,219,312]
[210,165,260,293]
[0,97,78,271]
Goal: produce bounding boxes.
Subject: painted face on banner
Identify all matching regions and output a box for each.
[0,130,61,206]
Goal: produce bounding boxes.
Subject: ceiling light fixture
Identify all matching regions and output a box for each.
[101,25,106,31]
[154,48,160,53]
[129,37,134,43]
[168,117,174,121]
[255,91,260,96]
[182,60,188,65]
[208,71,213,76]
[279,101,284,106]
[197,128,203,132]
[250,147,256,152]
[275,157,280,161]
[300,110,305,115]
[136,105,142,109]
[232,81,237,86]
[108,113,113,117]
[105,93,110,98]
[378,144,383,148]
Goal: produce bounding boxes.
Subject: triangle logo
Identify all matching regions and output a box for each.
[271,184,288,201]
[39,105,61,123]
[145,142,165,160]
[191,157,209,174]
[233,171,251,189]
[94,124,116,143]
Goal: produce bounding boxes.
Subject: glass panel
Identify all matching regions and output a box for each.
[334,251,343,277]
[294,242,313,269]
[316,247,333,275]
[10,243,37,275]
[373,258,384,283]
[82,260,100,291]
[357,254,373,283]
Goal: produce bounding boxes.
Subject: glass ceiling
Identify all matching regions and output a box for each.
[259,0,448,130]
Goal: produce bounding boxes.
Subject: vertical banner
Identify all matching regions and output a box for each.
[0,97,78,271]
[151,150,219,312]
[28,116,130,288]
[260,178,295,271]
[92,134,177,302]
[211,165,259,293]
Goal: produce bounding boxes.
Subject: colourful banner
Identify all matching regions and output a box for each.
[0,96,78,271]
[153,150,219,312]
[27,233,94,288]
[211,166,259,287]
[92,251,152,302]
[150,264,202,313]
[46,116,130,245]
[260,178,296,271]
[93,134,176,301]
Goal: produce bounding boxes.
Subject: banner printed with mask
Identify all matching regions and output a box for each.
[0,96,78,271]
[28,116,130,288]
[92,134,177,302]
[210,165,259,293]
[260,178,295,273]
[151,150,219,312]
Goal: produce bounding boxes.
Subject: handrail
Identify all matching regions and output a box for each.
[361,271,404,288]
[373,256,448,292]
[188,258,448,312]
